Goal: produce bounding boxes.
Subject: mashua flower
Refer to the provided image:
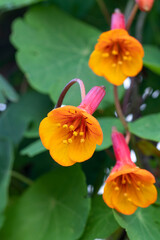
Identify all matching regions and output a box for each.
[103,128,157,215]
[136,0,154,12]
[89,11,144,86]
[39,86,105,166]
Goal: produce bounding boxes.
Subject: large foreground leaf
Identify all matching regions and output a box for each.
[143,45,160,75]
[0,166,90,240]
[114,204,160,240]
[0,138,13,229]
[0,0,42,10]
[80,196,119,240]
[11,5,124,107]
[129,113,160,142]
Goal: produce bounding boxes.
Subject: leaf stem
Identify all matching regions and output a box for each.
[11,170,33,186]
[96,0,110,25]
[113,85,131,143]
[126,3,139,31]
[55,78,86,108]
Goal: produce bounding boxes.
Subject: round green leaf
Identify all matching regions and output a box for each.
[0,166,90,240]
[80,196,119,240]
[129,113,160,142]
[11,5,124,107]
[113,203,160,240]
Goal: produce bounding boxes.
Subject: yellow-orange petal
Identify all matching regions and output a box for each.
[89,50,126,86]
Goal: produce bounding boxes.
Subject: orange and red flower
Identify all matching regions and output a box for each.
[89,12,144,86]
[103,129,157,215]
[39,86,105,166]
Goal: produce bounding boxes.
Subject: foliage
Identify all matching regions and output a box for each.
[0,0,160,240]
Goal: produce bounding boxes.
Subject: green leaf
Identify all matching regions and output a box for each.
[11,5,124,108]
[0,75,19,104]
[0,138,13,229]
[20,139,46,157]
[113,204,160,240]
[96,117,124,151]
[143,45,160,75]
[80,196,119,240]
[129,113,160,142]
[0,166,90,240]
[0,91,51,145]
[0,0,42,10]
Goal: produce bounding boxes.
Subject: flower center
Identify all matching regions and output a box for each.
[102,41,132,67]
[56,109,88,144]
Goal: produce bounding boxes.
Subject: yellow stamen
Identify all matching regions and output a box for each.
[118,61,123,65]
[69,109,75,114]
[136,187,140,191]
[128,198,132,202]
[62,140,68,144]
[68,138,72,144]
[79,132,84,136]
[114,186,119,191]
[80,138,85,143]
[112,50,118,55]
[63,124,68,129]
[102,52,109,57]
[69,125,74,130]
[112,63,116,67]
[122,179,126,184]
[137,181,141,186]
[124,193,128,197]
[125,51,130,55]
[112,181,117,186]
[73,131,78,136]
[56,123,61,127]
[123,56,128,60]
[126,175,132,184]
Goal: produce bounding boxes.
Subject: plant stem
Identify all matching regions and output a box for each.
[11,170,33,186]
[96,0,110,25]
[126,3,139,31]
[55,78,86,108]
[114,86,131,143]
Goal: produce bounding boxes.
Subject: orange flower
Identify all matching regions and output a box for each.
[103,129,157,215]
[89,29,144,86]
[39,86,105,166]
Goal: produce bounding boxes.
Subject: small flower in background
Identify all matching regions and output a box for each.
[136,0,154,12]
[89,10,144,86]
[39,85,105,166]
[103,128,157,215]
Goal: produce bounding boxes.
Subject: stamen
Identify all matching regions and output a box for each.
[69,109,76,114]
[137,181,141,186]
[56,123,61,127]
[102,52,109,57]
[112,50,118,55]
[73,131,78,136]
[124,193,128,197]
[112,63,116,67]
[114,186,119,191]
[122,179,126,184]
[68,138,73,144]
[126,175,132,184]
[62,140,68,144]
[125,51,130,55]
[80,138,85,143]
[123,56,128,60]
[118,61,123,65]
[112,181,117,186]
[128,198,132,202]
[136,187,140,191]
[69,125,74,130]
[63,124,68,129]
[79,132,84,136]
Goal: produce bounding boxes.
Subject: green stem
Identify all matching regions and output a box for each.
[96,0,110,25]
[11,170,33,186]
[126,3,139,31]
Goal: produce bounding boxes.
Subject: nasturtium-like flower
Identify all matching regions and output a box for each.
[136,0,154,12]
[89,11,144,86]
[39,85,105,166]
[103,128,157,215]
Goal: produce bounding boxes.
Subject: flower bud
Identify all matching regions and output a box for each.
[136,0,154,12]
[111,9,125,30]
